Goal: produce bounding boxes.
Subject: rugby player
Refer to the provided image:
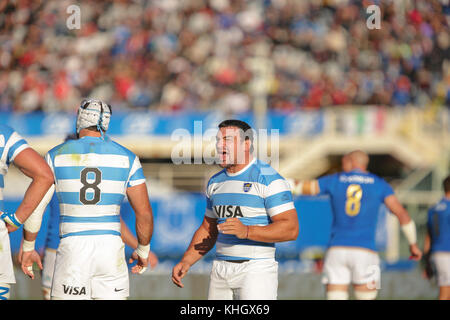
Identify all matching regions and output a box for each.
[0,124,54,300]
[172,119,299,299]
[44,99,154,300]
[423,175,450,300]
[289,150,422,300]
[38,134,158,300]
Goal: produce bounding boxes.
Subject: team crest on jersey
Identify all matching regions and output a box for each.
[243,182,252,192]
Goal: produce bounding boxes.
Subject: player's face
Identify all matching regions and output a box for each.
[216,127,246,168]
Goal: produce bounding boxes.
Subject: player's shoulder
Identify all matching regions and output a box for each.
[252,159,285,186]
[0,124,18,141]
[430,198,448,213]
[369,172,393,189]
[107,138,137,158]
[47,137,93,158]
[0,124,15,135]
[319,171,340,183]
[47,139,74,157]
[207,168,227,186]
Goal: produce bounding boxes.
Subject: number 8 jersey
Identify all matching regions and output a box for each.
[45,136,146,239]
[317,169,394,251]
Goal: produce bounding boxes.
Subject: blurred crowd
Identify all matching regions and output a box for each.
[0,0,449,113]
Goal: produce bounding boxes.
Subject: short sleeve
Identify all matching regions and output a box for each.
[2,129,29,165]
[379,178,395,200]
[204,178,216,218]
[127,156,146,187]
[263,177,295,217]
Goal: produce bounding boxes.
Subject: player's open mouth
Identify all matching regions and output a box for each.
[220,151,228,162]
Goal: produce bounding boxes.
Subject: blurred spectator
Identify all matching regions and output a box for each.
[0,0,448,113]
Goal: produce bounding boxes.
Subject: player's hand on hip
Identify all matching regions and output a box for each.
[217,218,248,239]
[21,250,43,280]
[408,244,422,261]
[172,261,190,288]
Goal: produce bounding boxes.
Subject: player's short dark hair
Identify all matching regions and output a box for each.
[443,175,450,193]
[218,119,254,153]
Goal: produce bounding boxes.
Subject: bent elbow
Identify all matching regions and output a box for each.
[41,166,55,184]
[287,225,299,241]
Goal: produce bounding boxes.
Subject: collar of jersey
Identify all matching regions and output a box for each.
[226,158,256,177]
[79,135,104,141]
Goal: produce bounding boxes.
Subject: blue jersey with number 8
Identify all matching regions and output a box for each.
[46,136,146,239]
[318,169,394,251]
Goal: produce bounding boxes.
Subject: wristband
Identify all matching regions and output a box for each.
[135,243,150,260]
[22,239,36,252]
[1,211,23,229]
[401,220,417,245]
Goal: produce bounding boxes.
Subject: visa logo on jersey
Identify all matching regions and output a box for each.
[63,285,87,295]
[214,205,244,218]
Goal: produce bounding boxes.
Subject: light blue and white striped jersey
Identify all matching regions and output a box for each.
[0,125,29,212]
[205,158,295,260]
[45,135,146,239]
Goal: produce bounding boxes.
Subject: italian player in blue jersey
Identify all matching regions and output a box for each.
[43,99,154,300]
[172,120,299,300]
[423,175,450,300]
[0,124,54,300]
[290,150,422,300]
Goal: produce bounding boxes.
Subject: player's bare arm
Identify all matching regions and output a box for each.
[384,194,422,260]
[8,148,54,232]
[218,209,299,242]
[172,216,218,288]
[126,182,154,274]
[21,184,55,279]
[121,217,159,269]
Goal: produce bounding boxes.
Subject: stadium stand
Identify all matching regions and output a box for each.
[0,0,448,113]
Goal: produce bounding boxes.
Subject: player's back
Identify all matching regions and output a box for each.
[318,169,394,251]
[428,198,450,253]
[46,135,144,239]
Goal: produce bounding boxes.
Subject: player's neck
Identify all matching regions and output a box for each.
[226,155,254,175]
[445,192,450,199]
[351,166,368,173]
[79,129,102,138]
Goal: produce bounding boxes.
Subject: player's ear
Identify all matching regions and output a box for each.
[245,138,253,154]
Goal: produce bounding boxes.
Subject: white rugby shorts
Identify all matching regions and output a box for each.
[432,252,450,287]
[322,246,380,287]
[208,258,278,300]
[0,222,15,284]
[51,235,129,300]
[41,248,57,290]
